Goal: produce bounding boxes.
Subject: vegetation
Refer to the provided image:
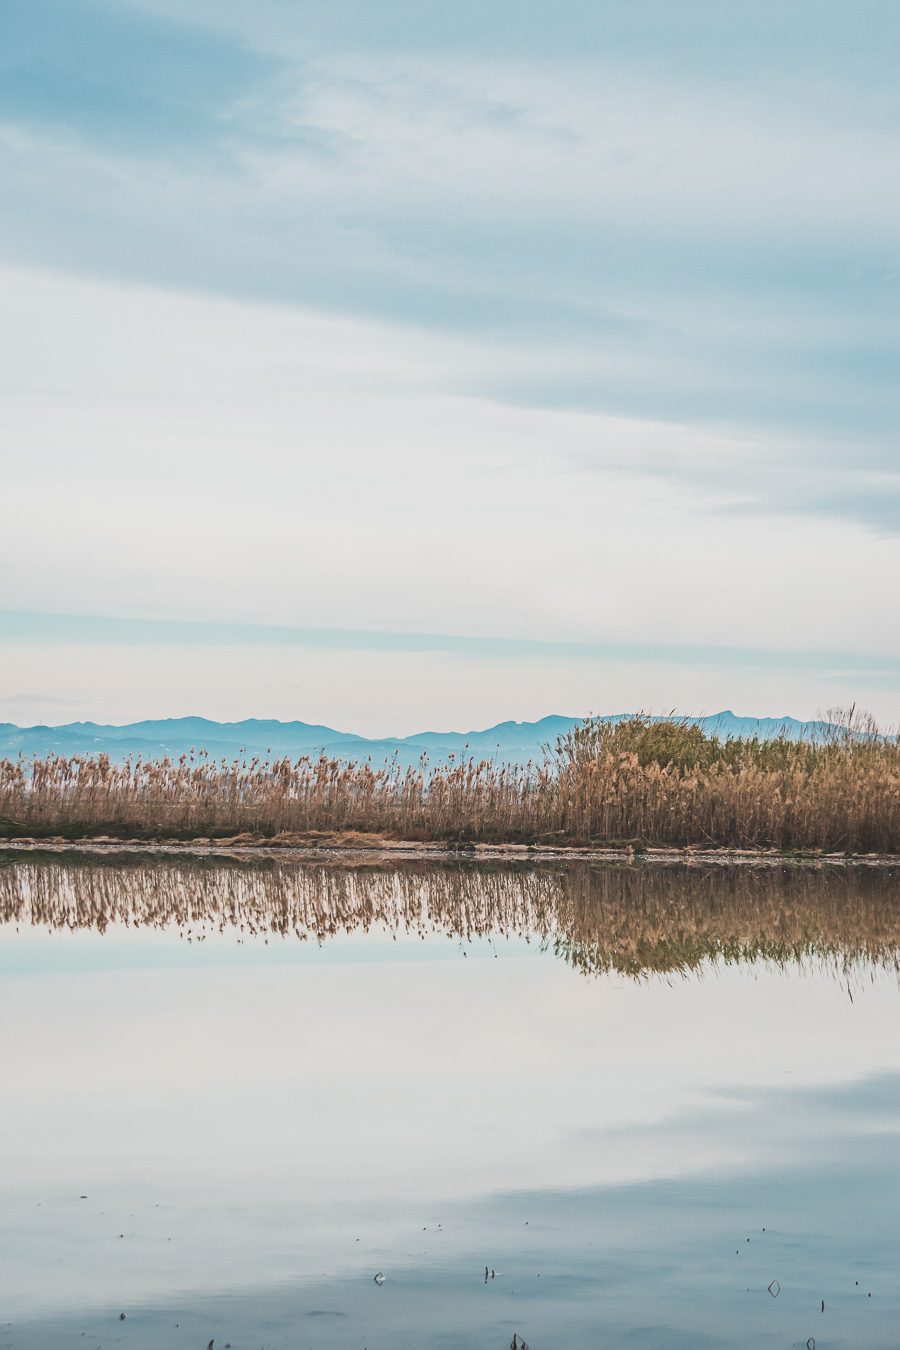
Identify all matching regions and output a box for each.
[2,852,899,980]
[1,710,898,852]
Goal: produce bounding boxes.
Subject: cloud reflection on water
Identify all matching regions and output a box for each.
[1,857,899,1347]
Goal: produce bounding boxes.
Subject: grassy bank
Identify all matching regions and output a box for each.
[1,713,898,853]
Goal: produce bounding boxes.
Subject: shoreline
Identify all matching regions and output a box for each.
[1,835,899,866]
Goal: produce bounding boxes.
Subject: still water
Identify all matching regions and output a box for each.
[1,854,899,1349]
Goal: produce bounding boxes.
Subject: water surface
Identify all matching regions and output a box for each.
[2,856,899,1348]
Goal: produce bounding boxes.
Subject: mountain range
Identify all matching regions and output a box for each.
[0,711,836,768]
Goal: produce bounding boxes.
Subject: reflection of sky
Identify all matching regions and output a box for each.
[2,925,900,1346]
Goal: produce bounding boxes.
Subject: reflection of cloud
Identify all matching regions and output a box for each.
[5,1014,900,1342]
[570,1070,900,1170]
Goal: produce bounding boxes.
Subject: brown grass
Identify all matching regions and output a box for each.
[1,710,898,852]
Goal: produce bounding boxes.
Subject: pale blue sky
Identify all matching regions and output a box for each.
[1,1,898,730]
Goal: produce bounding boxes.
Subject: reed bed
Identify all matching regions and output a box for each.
[2,854,899,980]
[1,712,899,852]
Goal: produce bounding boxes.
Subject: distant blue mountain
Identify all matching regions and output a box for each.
[0,711,837,767]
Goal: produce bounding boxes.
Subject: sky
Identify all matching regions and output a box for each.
[1,0,899,734]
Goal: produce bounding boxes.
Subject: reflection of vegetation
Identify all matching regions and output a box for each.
[2,855,899,979]
[1,711,899,850]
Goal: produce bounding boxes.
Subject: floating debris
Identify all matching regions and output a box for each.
[768,1280,780,1298]
[373,1271,385,1286]
[807,1339,815,1349]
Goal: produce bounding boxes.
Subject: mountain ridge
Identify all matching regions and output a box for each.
[0,711,837,768]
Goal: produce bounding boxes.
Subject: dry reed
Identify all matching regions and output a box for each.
[1,711,898,852]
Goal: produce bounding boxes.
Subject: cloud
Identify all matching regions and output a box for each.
[3,610,900,685]
[1,264,899,664]
[1,0,899,727]
[116,0,900,91]
[0,3,898,484]
[0,692,80,707]
[0,0,272,151]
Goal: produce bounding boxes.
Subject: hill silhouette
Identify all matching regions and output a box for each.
[0,711,836,767]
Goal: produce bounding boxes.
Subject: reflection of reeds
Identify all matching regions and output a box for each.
[2,855,899,979]
[1,712,899,850]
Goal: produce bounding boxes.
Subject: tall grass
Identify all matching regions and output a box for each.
[1,710,898,852]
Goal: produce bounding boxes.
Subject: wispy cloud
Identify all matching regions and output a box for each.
[0,0,272,151]
[0,692,80,708]
[4,610,900,685]
[1,0,898,495]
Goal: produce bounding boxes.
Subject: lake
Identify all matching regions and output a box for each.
[2,853,899,1349]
